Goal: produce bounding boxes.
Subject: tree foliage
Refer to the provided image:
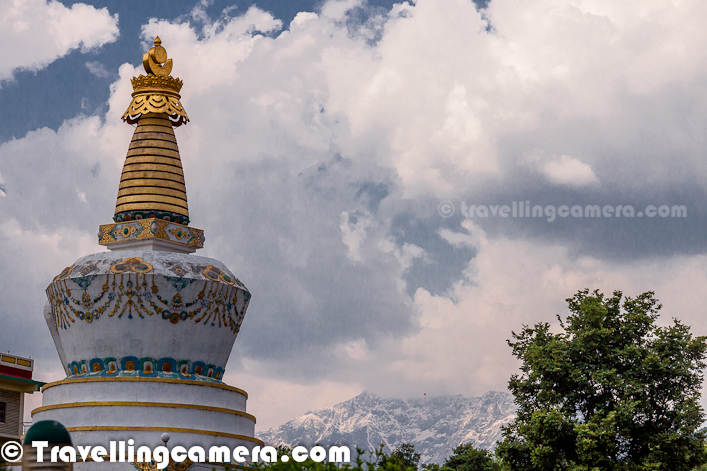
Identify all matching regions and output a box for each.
[378,443,421,470]
[233,445,417,471]
[496,289,707,471]
[429,443,500,471]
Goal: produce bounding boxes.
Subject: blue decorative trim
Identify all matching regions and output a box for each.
[138,358,158,377]
[121,356,139,371]
[191,361,206,376]
[88,358,105,373]
[64,370,228,384]
[114,210,189,225]
[157,358,177,374]
[176,360,190,376]
[66,356,225,381]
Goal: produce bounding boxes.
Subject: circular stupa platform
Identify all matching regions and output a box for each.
[33,375,259,450]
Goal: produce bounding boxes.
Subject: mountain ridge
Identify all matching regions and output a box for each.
[256,390,517,464]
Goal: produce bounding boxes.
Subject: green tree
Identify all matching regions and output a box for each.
[496,289,707,471]
[232,446,407,471]
[275,444,293,459]
[443,443,500,471]
[378,443,421,470]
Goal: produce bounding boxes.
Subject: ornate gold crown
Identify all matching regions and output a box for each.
[131,74,183,94]
[122,37,189,126]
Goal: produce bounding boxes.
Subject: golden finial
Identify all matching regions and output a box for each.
[143,36,173,77]
[122,36,188,127]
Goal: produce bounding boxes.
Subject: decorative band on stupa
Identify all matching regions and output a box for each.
[100,37,204,250]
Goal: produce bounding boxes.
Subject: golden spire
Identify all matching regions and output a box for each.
[116,37,190,225]
[98,37,204,253]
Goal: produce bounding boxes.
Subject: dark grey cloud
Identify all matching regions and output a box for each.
[391,211,476,297]
[446,78,707,262]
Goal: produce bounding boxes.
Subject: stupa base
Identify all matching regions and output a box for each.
[31,376,261,452]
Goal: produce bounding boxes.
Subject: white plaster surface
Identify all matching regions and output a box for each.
[31,406,256,440]
[33,380,259,450]
[40,379,247,411]
[106,237,197,253]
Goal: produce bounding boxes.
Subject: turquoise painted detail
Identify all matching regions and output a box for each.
[67,356,225,381]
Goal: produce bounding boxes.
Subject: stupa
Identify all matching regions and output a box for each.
[31,38,261,467]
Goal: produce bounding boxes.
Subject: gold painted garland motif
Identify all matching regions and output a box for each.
[46,262,249,333]
[110,257,154,274]
[202,265,236,285]
[54,265,74,282]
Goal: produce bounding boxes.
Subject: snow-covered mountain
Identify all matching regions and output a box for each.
[256,390,517,465]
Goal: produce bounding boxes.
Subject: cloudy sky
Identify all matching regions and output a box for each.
[2,0,707,431]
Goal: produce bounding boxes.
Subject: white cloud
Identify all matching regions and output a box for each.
[290,12,318,29]
[320,0,364,20]
[543,154,600,187]
[225,364,362,431]
[319,220,707,401]
[85,60,110,78]
[0,0,119,81]
[129,0,707,198]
